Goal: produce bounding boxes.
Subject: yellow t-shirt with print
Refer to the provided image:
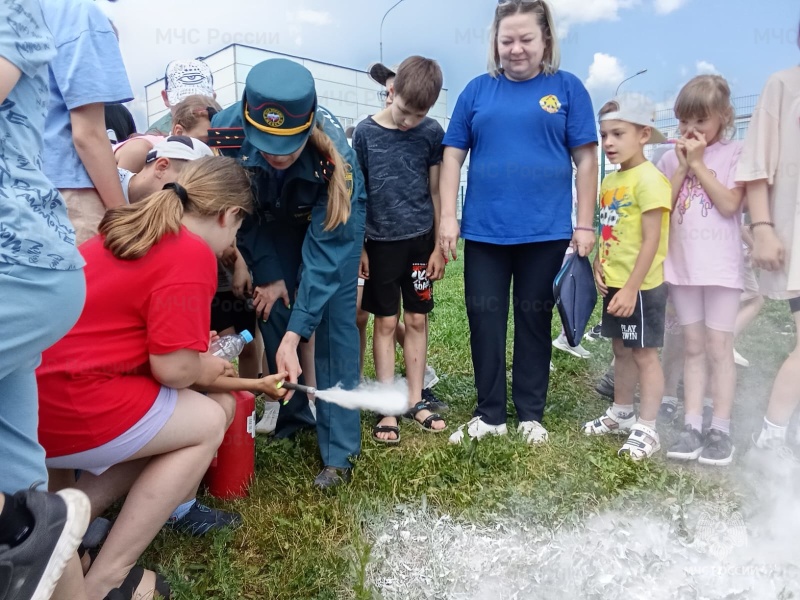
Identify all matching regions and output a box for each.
[599,161,671,291]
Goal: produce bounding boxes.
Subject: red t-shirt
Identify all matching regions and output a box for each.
[37,227,217,457]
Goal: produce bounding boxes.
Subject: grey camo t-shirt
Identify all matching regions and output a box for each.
[353,116,444,241]
[0,0,83,270]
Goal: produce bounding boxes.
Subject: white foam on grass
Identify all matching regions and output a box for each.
[364,455,800,599]
[316,380,409,415]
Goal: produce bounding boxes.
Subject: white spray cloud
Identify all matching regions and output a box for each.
[316,379,409,415]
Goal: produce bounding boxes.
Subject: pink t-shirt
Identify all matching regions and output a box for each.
[657,140,744,289]
[112,134,165,154]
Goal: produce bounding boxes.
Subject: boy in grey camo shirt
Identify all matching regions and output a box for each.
[352,56,447,442]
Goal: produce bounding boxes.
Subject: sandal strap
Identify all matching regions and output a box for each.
[103,566,171,600]
[155,573,171,599]
[372,425,399,434]
[407,399,432,417]
[103,566,144,600]
[620,423,660,459]
[420,413,444,429]
[118,566,145,598]
[630,422,658,440]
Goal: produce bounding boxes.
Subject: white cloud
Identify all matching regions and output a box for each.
[696,60,719,74]
[653,0,690,14]
[291,9,332,27]
[549,0,639,28]
[585,53,626,92]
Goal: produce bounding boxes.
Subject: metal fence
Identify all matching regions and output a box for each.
[652,94,759,142]
[457,94,761,216]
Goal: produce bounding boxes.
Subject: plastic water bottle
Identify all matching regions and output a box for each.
[210,330,254,361]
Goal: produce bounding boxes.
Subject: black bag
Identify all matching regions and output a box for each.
[553,253,598,347]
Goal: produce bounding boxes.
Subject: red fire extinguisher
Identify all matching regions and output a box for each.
[204,390,256,500]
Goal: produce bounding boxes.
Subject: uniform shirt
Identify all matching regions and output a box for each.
[443,71,596,244]
[147,112,173,135]
[37,228,216,457]
[40,0,133,189]
[353,116,444,241]
[212,104,367,341]
[0,0,83,271]
[657,140,744,289]
[736,66,800,299]
[599,161,671,290]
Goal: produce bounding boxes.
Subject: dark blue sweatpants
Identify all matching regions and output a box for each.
[464,239,570,426]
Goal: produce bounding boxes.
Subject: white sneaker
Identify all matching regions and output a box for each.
[448,417,507,444]
[255,401,280,435]
[733,348,750,367]
[423,364,440,389]
[550,361,555,372]
[552,334,591,359]
[518,420,549,444]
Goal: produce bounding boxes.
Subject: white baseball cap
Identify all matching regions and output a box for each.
[145,135,214,164]
[164,59,214,106]
[599,95,666,144]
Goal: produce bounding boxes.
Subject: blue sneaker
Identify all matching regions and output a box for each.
[165,502,241,537]
[421,387,448,412]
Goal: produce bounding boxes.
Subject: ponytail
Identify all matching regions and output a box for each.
[99,156,252,260]
[308,126,351,231]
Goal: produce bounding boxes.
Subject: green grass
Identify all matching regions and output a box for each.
[142,246,794,599]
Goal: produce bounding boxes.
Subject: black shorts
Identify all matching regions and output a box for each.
[362,231,435,316]
[210,291,256,334]
[601,283,668,348]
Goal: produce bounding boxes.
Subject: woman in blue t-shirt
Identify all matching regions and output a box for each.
[440,0,598,445]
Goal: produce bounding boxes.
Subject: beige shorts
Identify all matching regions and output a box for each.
[61,188,106,246]
[741,252,761,302]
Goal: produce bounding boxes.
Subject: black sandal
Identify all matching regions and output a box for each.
[405,400,446,433]
[104,565,171,600]
[372,416,400,444]
[78,543,99,574]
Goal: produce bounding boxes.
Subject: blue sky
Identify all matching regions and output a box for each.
[102,0,799,128]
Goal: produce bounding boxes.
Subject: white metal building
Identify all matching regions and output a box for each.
[144,43,449,133]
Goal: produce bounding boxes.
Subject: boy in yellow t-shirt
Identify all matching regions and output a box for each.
[582,95,671,461]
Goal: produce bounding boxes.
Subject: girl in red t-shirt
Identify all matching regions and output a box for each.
[38,156,285,600]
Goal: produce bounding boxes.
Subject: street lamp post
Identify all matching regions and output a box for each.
[615,69,648,97]
[601,69,648,181]
[380,0,407,64]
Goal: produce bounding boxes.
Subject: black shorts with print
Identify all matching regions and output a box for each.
[361,230,435,316]
[601,283,668,348]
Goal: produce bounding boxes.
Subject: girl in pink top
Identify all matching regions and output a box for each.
[656,75,745,467]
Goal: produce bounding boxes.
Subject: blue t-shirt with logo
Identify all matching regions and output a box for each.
[0,0,83,270]
[444,71,596,245]
[40,0,132,189]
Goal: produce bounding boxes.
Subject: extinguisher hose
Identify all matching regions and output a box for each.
[277,381,318,396]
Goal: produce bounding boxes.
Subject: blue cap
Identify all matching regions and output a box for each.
[240,330,254,344]
[242,59,317,156]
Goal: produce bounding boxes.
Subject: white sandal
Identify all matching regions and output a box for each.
[582,407,636,436]
[618,423,661,461]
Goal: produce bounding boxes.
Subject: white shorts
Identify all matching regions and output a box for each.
[45,386,177,476]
